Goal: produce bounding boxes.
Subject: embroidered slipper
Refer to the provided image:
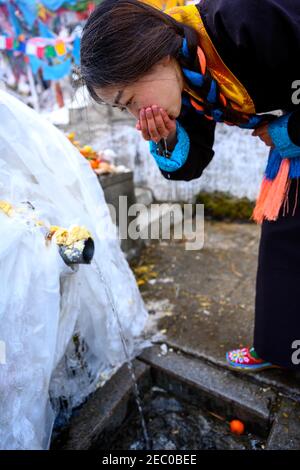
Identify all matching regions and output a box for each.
[226,346,283,372]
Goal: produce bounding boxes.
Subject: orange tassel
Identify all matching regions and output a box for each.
[292,177,299,216]
[282,178,291,216]
[251,177,272,224]
[251,159,290,224]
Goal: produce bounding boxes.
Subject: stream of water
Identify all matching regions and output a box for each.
[91,260,151,449]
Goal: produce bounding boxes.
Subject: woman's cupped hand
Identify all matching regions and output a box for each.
[136,105,176,143]
[137,106,275,150]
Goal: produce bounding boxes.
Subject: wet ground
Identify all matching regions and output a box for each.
[108,386,265,451]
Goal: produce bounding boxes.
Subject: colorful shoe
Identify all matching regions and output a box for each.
[226,346,282,371]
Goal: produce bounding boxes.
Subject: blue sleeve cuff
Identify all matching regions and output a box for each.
[268,112,300,158]
[149,120,190,172]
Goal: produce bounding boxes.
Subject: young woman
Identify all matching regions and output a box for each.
[80,0,300,371]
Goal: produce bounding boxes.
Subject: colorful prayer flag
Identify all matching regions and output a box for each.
[55,40,66,56]
[5,37,13,50]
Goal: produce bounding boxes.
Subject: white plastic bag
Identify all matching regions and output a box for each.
[0,90,150,449]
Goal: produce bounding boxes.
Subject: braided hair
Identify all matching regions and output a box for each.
[175,35,251,125]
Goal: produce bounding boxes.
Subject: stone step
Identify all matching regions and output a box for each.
[51,360,151,450]
[137,344,277,438]
[266,397,300,450]
[162,338,300,404]
[51,342,300,450]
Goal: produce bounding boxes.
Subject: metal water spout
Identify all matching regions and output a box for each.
[58,237,95,266]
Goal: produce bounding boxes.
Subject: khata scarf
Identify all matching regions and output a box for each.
[178,37,300,224]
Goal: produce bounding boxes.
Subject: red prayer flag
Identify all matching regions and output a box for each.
[37,46,44,59]
[5,37,13,50]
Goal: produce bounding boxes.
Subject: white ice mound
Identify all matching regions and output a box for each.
[0,90,150,450]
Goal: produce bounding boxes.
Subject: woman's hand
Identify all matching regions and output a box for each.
[136,105,176,145]
[251,122,275,148]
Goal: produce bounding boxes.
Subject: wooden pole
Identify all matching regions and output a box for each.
[54,81,65,108]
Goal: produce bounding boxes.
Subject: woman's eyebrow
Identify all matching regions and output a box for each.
[113,90,124,105]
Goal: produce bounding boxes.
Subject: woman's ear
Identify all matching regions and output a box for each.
[160,55,172,67]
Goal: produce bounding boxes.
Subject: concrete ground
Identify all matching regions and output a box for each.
[133,218,300,400]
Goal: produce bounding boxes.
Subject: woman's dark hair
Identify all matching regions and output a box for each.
[80,0,248,124]
[80,0,200,104]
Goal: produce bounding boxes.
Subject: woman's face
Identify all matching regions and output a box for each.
[94,55,185,120]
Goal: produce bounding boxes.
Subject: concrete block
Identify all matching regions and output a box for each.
[138,345,276,437]
[266,397,300,450]
[51,359,151,450]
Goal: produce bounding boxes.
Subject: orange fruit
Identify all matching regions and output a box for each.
[229,419,245,435]
[90,160,99,169]
[82,145,93,153]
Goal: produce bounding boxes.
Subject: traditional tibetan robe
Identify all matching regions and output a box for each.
[157,0,300,184]
[154,0,300,368]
